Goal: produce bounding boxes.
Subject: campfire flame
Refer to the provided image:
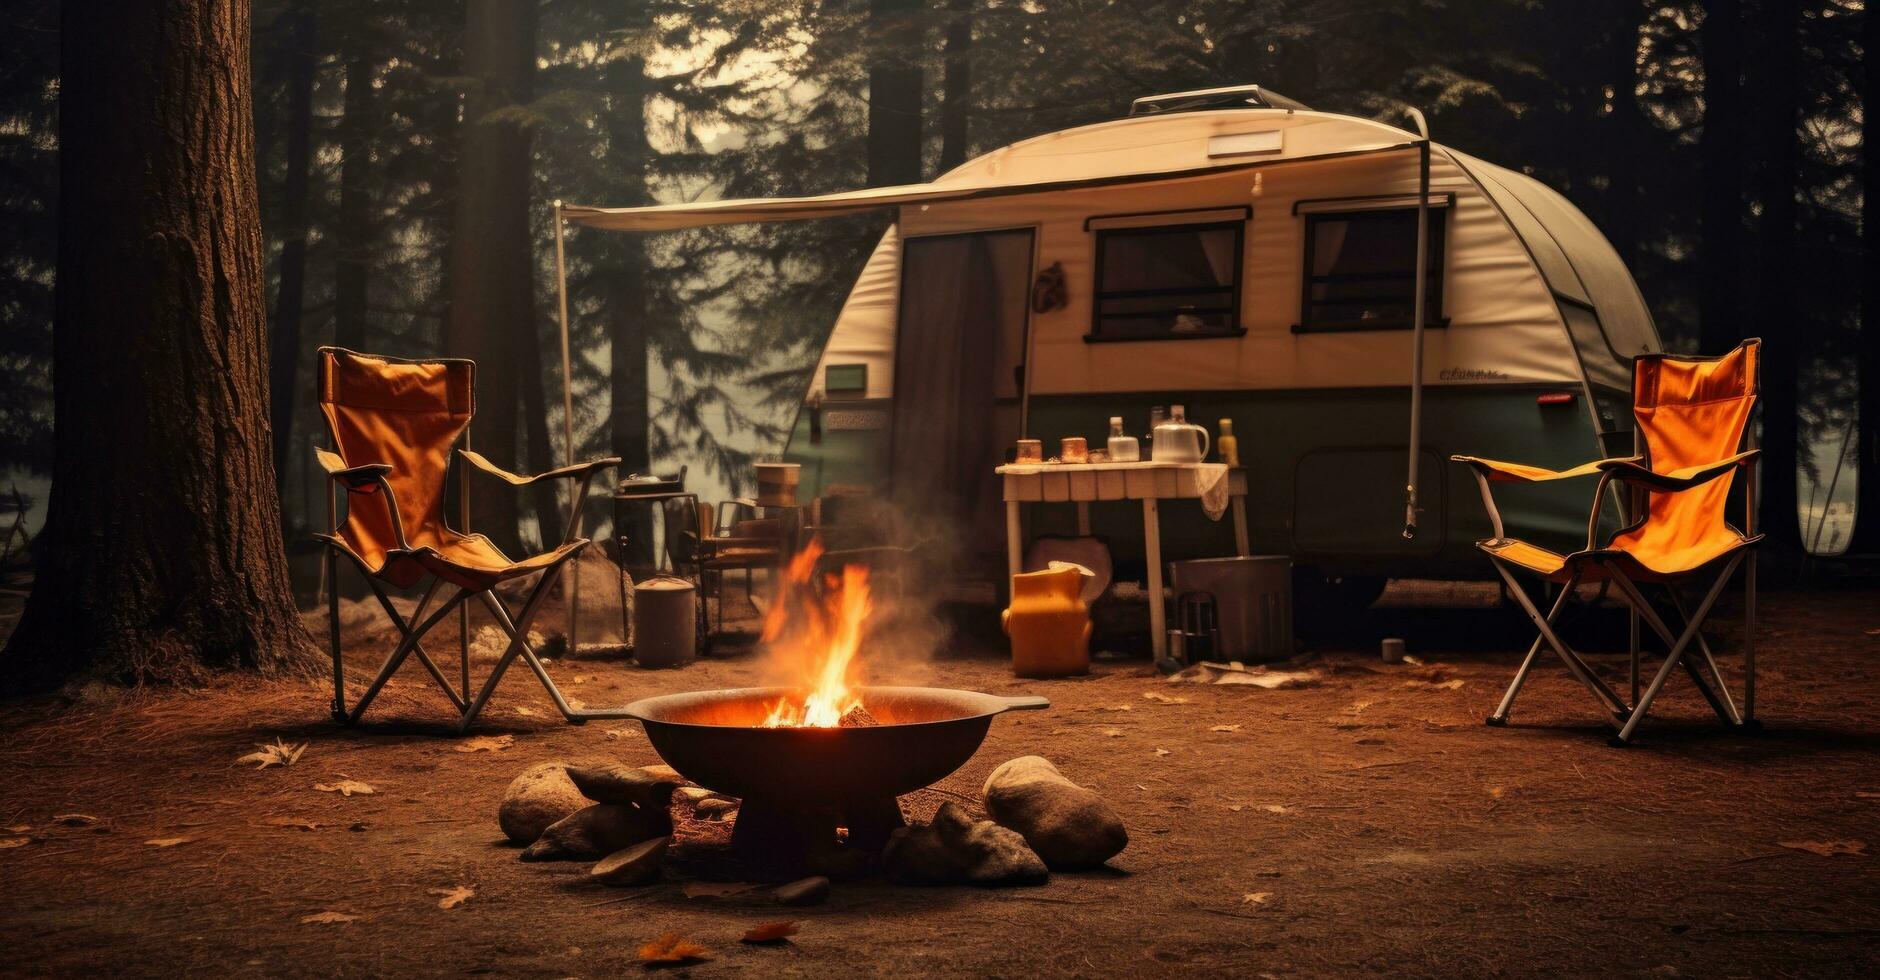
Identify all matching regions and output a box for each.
[760,540,872,728]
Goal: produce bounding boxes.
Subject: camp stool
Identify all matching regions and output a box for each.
[1454,339,1763,746]
[315,347,631,733]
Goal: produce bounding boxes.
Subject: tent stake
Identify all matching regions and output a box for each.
[1403,107,1431,540]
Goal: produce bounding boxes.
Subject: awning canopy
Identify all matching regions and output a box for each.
[558,140,1414,233]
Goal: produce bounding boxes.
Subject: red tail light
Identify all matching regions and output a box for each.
[1537,392,1577,406]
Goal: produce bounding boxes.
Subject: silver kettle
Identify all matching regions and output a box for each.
[1151,405,1210,463]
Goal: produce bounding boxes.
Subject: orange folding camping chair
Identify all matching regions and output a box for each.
[316,347,628,732]
[1454,339,1761,746]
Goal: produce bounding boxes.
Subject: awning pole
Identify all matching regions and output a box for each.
[553,201,579,646]
[1403,108,1431,540]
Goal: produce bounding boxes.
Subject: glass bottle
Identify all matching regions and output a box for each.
[1147,406,1166,453]
[1218,418,1239,466]
[1107,416,1140,462]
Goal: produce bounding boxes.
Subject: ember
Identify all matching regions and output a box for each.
[759,540,874,728]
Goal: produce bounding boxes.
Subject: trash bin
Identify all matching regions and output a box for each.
[632,576,697,668]
[1167,556,1292,662]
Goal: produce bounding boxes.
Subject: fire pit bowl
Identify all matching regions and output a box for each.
[622,686,1048,860]
[623,686,1048,807]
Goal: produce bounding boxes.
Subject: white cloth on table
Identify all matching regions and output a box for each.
[1192,463,1230,521]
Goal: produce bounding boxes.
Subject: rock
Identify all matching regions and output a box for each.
[641,764,684,783]
[521,803,673,862]
[693,797,739,820]
[675,787,715,804]
[983,756,1127,870]
[882,802,1048,886]
[499,762,589,846]
[773,876,830,906]
[565,761,681,810]
[590,836,669,886]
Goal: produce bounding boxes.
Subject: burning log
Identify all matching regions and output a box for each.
[837,704,880,728]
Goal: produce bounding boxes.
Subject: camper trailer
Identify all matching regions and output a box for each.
[560,87,1659,604]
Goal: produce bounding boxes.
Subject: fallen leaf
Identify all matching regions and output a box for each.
[1154,748,1171,757]
[4,824,29,833]
[454,735,513,754]
[144,837,192,847]
[429,885,475,910]
[1403,679,1465,690]
[571,675,587,684]
[567,698,587,711]
[1210,724,1242,733]
[1258,804,1290,814]
[602,728,640,741]
[1401,655,1425,666]
[0,837,30,849]
[1102,728,1125,738]
[1100,704,1133,712]
[1143,691,1190,704]
[1227,804,1247,812]
[237,739,308,769]
[514,706,538,718]
[263,817,323,831]
[1778,840,1866,857]
[301,911,361,925]
[681,881,762,899]
[639,932,712,965]
[314,780,376,797]
[52,814,100,827]
[1242,892,1271,905]
[740,920,800,944]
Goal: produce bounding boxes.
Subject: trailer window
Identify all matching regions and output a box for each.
[1088,222,1244,341]
[1296,208,1446,333]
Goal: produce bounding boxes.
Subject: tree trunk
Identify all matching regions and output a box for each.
[333,48,372,351]
[866,0,924,187]
[609,42,655,567]
[1697,0,1745,355]
[1851,0,1880,553]
[519,320,561,549]
[937,0,972,174]
[444,0,537,554]
[1752,0,1802,555]
[3,0,318,692]
[268,0,316,495]
[1602,0,1645,273]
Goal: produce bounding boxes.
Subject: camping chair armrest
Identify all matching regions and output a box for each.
[316,448,394,489]
[1596,451,1759,493]
[1453,454,1642,546]
[314,449,412,551]
[1450,454,1643,484]
[458,450,622,486]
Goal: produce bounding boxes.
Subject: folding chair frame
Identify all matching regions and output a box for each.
[320,357,635,734]
[1469,451,1759,747]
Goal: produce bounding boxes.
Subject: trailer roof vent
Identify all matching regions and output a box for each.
[1127,84,1310,118]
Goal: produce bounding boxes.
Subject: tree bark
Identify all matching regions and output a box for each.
[608,39,654,567]
[3,0,318,692]
[444,0,537,555]
[1851,0,1880,553]
[937,0,972,174]
[333,47,373,351]
[1752,0,1802,554]
[268,0,316,495]
[866,0,924,187]
[1697,0,1745,355]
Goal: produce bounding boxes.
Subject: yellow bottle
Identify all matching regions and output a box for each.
[1218,418,1240,467]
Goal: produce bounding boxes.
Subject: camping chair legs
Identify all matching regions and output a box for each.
[1489,561,1630,724]
[1487,569,1585,726]
[342,584,472,726]
[1604,555,1747,745]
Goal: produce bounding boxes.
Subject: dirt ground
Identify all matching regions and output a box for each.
[2,581,1878,978]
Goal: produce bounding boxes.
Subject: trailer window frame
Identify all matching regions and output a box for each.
[1293,205,1450,334]
[1085,218,1248,343]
